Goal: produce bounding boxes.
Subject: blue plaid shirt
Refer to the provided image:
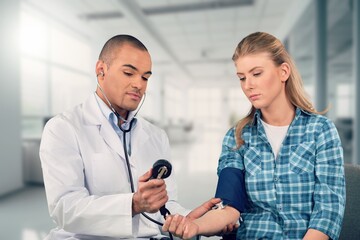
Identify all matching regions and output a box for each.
[218,108,345,240]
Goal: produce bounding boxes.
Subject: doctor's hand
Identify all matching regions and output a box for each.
[187,198,239,236]
[186,198,222,221]
[163,214,199,239]
[162,199,222,239]
[132,169,168,215]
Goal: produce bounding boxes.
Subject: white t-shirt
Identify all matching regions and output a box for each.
[260,119,289,159]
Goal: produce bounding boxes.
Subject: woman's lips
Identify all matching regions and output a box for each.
[249,94,261,101]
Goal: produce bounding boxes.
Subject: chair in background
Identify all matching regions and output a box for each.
[339,163,360,240]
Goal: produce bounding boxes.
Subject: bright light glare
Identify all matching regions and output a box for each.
[20,12,48,58]
[22,228,47,240]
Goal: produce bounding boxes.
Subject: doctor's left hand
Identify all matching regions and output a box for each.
[186,198,222,220]
[132,169,168,215]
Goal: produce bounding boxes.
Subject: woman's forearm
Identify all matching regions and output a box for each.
[303,228,329,240]
[193,206,240,236]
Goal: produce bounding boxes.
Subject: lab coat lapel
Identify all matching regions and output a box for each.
[83,94,125,158]
[132,118,150,155]
[99,118,125,158]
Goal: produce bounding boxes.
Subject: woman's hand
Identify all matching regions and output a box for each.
[219,221,239,236]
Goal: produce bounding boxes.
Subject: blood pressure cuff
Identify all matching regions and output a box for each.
[215,167,247,213]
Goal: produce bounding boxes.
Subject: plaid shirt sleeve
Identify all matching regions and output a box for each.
[217,127,244,175]
[308,118,346,240]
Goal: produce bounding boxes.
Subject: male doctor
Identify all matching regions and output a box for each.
[40,35,219,239]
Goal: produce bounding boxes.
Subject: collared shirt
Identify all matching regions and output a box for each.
[218,108,345,240]
[94,92,137,155]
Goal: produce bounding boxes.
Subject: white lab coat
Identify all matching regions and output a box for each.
[40,94,189,239]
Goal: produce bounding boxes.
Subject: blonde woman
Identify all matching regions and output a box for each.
[163,32,345,240]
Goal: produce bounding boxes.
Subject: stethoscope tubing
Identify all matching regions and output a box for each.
[121,120,167,227]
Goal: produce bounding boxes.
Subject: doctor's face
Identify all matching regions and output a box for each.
[96,43,152,118]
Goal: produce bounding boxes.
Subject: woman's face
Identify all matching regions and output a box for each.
[235,52,289,110]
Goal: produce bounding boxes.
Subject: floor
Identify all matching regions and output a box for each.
[0,185,55,240]
[0,128,225,240]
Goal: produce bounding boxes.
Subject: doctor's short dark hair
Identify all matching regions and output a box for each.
[98,34,148,67]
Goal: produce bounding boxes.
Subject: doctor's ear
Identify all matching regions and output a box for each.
[95,60,107,78]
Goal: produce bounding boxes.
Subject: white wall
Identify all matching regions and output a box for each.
[0,0,23,196]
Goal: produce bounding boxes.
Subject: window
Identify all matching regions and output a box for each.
[20,8,93,138]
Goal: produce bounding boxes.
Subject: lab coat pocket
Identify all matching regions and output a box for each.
[90,153,129,195]
[289,142,315,174]
[243,147,262,176]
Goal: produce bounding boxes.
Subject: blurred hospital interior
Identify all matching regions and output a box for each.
[0,0,359,239]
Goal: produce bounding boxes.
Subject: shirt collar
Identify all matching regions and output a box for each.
[94,92,138,129]
[253,109,262,126]
[253,106,309,126]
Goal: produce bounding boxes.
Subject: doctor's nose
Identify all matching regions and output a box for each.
[131,77,145,90]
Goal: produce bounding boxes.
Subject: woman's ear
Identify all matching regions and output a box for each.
[280,62,291,82]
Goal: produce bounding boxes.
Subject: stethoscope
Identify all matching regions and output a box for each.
[118,116,172,226]
[96,75,173,239]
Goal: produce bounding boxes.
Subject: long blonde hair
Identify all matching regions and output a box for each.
[233,32,325,147]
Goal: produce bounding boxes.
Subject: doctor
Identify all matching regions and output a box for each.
[40,34,219,239]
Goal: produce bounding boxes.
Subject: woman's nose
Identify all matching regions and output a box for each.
[243,77,255,90]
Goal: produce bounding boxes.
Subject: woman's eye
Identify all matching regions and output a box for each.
[142,76,149,81]
[124,72,133,76]
[253,72,262,77]
[239,77,246,81]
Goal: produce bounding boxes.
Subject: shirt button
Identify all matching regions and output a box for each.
[277,205,282,211]
[274,177,278,181]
